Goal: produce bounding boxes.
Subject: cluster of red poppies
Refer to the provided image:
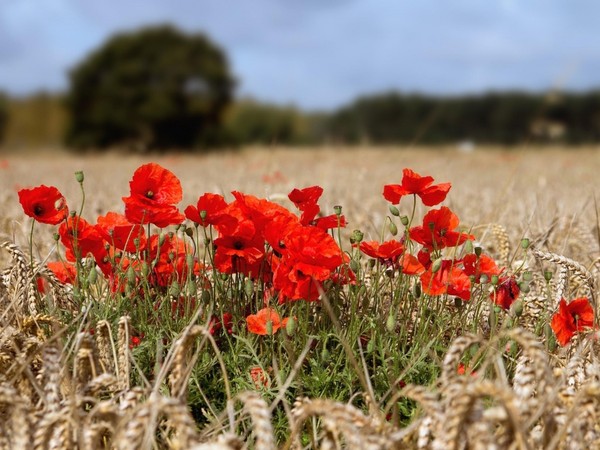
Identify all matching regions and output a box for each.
[17,163,594,345]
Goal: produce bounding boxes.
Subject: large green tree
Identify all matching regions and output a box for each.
[66,25,234,150]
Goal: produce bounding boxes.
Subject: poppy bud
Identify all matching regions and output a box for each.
[400,215,409,226]
[523,271,532,281]
[266,319,273,336]
[413,282,421,299]
[244,278,254,298]
[200,210,207,220]
[474,246,482,257]
[201,290,211,303]
[520,238,530,250]
[350,229,364,244]
[545,324,557,351]
[70,210,76,218]
[185,227,194,238]
[53,232,60,242]
[169,280,180,298]
[87,268,97,285]
[431,258,442,273]
[286,316,297,336]
[491,275,499,285]
[126,266,136,285]
[511,300,524,317]
[389,205,400,217]
[349,260,359,274]
[186,253,195,271]
[74,171,84,183]
[519,281,530,294]
[141,261,149,278]
[544,270,553,282]
[389,221,398,236]
[333,205,342,216]
[464,239,473,254]
[386,313,396,332]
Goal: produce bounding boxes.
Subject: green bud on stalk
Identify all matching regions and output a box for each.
[74,171,84,183]
[389,205,400,216]
[286,316,297,336]
[431,258,442,273]
[474,246,482,257]
[333,205,342,216]
[389,221,398,236]
[350,229,364,244]
[521,238,530,249]
[400,215,409,226]
[544,270,553,282]
[386,313,396,332]
[87,268,97,285]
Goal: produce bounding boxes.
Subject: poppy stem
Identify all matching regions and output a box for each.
[28,218,35,275]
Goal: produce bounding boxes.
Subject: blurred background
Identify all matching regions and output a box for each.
[1,0,600,152]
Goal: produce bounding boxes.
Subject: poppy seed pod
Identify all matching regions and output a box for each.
[74,171,84,183]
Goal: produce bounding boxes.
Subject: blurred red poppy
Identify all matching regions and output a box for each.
[420,260,471,300]
[491,276,520,310]
[18,185,68,225]
[96,212,147,253]
[383,168,451,207]
[184,193,228,227]
[551,297,595,346]
[409,207,474,251]
[246,307,288,335]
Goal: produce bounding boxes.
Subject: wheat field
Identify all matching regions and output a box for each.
[1,145,600,449]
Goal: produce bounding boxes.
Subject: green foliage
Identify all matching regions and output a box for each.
[65,24,234,150]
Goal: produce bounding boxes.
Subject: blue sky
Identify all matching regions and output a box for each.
[1,0,599,110]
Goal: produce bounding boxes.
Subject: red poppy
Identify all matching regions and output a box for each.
[420,260,471,300]
[383,169,451,207]
[213,234,265,276]
[246,307,288,335]
[59,215,106,261]
[463,253,501,283]
[147,234,199,287]
[360,240,405,265]
[250,366,270,388]
[491,276,520,310]
[409,207,474,251]
[209,313,233,335]
[551,297,595,346]
[273,226,344,302]
[46,261,77,285]
[96,212,147,253]
[288,186,323,225]
[313,214,347,230]
[18,185,68,225]
[184,193,228,227]
[400,253,426,275]
[122,163,185,227]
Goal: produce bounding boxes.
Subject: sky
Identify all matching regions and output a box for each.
[1,0,600,110]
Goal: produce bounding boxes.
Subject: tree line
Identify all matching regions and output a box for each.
[1,25,600,150]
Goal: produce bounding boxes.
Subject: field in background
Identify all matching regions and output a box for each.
[1,145,599,252]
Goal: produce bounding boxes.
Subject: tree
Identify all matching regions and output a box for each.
[66,25,234,150]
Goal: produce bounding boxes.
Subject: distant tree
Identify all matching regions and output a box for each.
[66,25,234,150]
[0,91,8,144]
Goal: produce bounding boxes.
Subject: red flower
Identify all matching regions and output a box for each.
[213,234,265,276]
[122,163,184,227]
[59,216,106,261]
[46,261,77,285]
[184,193,228,227]
[96,212,147,253]
[288,186,323,225]
[360,240,405,265]
[383,169,451,207]
[273,226,344,302]
[491,276,520,310]
[246,307,288,335]
[463,253,501,283]
[551,298,595,346]
[18,185,68,225]
[420,260,471,300]
[409,207,474,250]
[250,366,270,388]
[209,313,233,335]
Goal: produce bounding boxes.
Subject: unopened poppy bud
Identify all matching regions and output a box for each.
[389,221,398,236]
[464,239,473,254]
[74,171,84,183]
[386,313,396,332]
[491,275,499,285]
[546,327,557,352]
[185,227,194,237]
[431,258,442,273]
[413,282,421,298]
[544,270,553,282]
[169,280,180,297]
[511,300,524,317]
[244,278,254,298]
[349,259,360,273]
[266,319,273,336]
[70,210,76,218]
[333,205,342,216]
[400,215,409,226]
[53,232,60,241]
[286,316,296,335]
[389,205,400,217]
[474,246,482,257]
[186,253,194,270]
[200,210,207,220]
[350,229,364,244]
[127,266,136,285]
[87,268,97,284]
[367,339,375,353]
[204,237,211,246]
[141,261,150,278]
[520,238,530,250]
[523,271,532,281]
[519,281,530,294]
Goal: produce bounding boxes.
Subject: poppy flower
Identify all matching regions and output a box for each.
[213,234,265,276]
[209,313,233,335]
[246,307,288,335]
[18,185,68,225]
[249,366,270,388]
[96,212,147,253]
[122,163,185,227]
[551,297,595,346]
[383,169,451,207]
[184,193,228,227]
[409,207,474,251]
[463,253,501,283]
[46,261,77,285]
[491,276,520,310]
[420,260,471,300]
[360,240,405,265]
[313,214,347,230]
[59,215,106,261]
[288,186,323,225]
